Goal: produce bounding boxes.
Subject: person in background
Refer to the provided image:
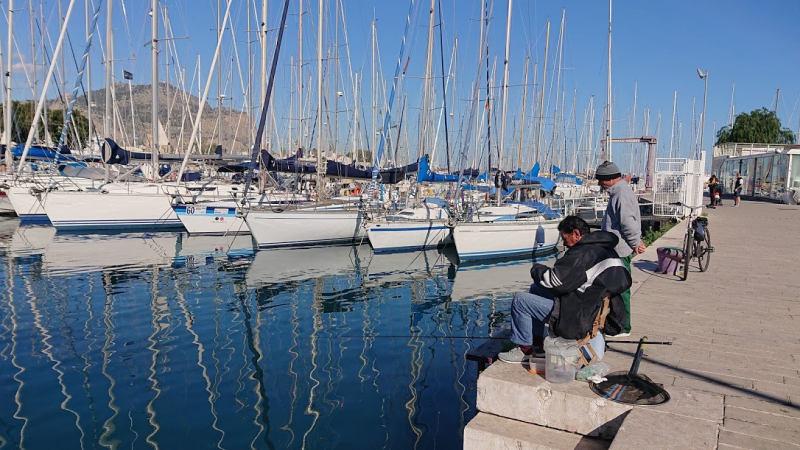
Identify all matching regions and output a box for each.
[708,174,719,206]
[733,173,743,207]
[595,161,645,337]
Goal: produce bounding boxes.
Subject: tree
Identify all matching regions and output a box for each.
[715,107,796,145]
[0,101,89,149]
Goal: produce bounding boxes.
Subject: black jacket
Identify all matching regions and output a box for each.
[531,231,632,339]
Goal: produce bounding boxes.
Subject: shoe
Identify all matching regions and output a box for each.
[498,347,528,363]
[498,346,546,363]
[613,332,631,338]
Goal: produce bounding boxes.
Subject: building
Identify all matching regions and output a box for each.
[712,143,800,203]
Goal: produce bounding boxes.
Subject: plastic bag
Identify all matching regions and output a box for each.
[576,361,610,382]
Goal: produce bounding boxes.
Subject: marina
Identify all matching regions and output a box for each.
[0,0,797,447]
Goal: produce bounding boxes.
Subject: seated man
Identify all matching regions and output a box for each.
[499,216,632,363]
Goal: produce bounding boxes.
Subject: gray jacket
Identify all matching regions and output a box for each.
[601,181,642,258]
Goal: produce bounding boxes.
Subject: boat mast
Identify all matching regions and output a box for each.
[104,0,113,182]
[496,0,512,205]
[604,0,612,161]
[261,0,267,149]
[316,0,324,199]
[517,55,529,169]
[85,0,94,148]
[176,0,233,181]
[297,0,303,151]
[17,0,77,173]
[535,21,549,166]
[418,0,435,162]
[473,0,484,170]
[151,0,159,176]
[3,0,13,169]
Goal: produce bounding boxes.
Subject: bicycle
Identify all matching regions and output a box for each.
[670,202,714,280]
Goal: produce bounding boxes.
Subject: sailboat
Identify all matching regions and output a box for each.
[245,0,419,249]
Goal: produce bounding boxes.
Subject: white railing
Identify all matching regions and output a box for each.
[653,152,706,217]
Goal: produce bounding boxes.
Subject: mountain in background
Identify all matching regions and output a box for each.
[54,82,254,154]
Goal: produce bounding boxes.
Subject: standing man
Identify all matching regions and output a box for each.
[733,173,743,207]
[595,161,645,337]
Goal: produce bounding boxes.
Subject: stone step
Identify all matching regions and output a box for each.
[464,412,610,450]
[475,361,724,443]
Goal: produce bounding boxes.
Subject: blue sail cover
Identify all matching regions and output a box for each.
[514,174,557,192]
[259,148,417,183]
[326,160,418,184]
[417,155,459,182]
[260,149,317,174]
[12,144,78,162]
[417,155,478,183]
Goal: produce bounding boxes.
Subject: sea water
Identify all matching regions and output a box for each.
[0,218,556,449]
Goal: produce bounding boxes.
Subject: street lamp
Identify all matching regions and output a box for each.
[697,68,708,159]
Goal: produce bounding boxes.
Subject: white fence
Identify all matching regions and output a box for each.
[653,152,706,217]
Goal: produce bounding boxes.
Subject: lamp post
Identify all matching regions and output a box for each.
[697,68,708,159]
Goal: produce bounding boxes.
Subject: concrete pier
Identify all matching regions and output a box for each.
[465,200,800,448]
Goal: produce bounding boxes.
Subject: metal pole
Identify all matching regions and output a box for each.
[535,21,549,165]
[86,0,93,149]
[699,72,707,159]
[316,0,323,199]
[17,0,78,173]
[605,0,612,161]
[4,0,13,150]
[151,0,159,175]
[496,0,512,205]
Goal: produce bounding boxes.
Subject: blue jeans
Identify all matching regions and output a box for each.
[510,284,606,360]
[509,285,555,347]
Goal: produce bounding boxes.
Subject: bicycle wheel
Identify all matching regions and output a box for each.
[697,228,711,272]
[681,231,692,281]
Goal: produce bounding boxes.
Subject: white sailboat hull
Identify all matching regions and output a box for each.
[6,186,49,223]
[245,208,366,248]
[452,219,561,261]
[173,202,247,235]
[44,188,183,230]
[0,190,17,215]
[367,220,450,252]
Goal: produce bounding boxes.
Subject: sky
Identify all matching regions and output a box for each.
[2,0,799,173]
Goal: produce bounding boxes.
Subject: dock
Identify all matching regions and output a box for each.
[464,200,800,449]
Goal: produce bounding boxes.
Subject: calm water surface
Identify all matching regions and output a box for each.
[0,218,557,449]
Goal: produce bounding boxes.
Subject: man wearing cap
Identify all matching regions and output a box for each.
[595,161,645,337]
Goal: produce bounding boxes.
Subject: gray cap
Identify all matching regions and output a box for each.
[595,161,622,181]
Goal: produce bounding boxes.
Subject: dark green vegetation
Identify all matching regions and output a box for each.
[0,101,89,148]
[715,107,796,145]
[642,219,678,247]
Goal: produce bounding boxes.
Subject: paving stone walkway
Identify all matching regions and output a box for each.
[601,199,800,448]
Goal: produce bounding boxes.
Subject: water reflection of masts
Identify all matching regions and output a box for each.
[172,278,227,445]
[404,278,425,448]
[144,270,165,449]
[301,278,323,449]
[23,267,87,446]
[235,284,276,449]
[280,293,300,446]
[4,255,29,448]
[99,272,121,449]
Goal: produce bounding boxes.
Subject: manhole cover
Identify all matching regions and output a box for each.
[590,371,670,405]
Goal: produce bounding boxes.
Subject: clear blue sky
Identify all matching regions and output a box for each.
[4,0,800,172]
